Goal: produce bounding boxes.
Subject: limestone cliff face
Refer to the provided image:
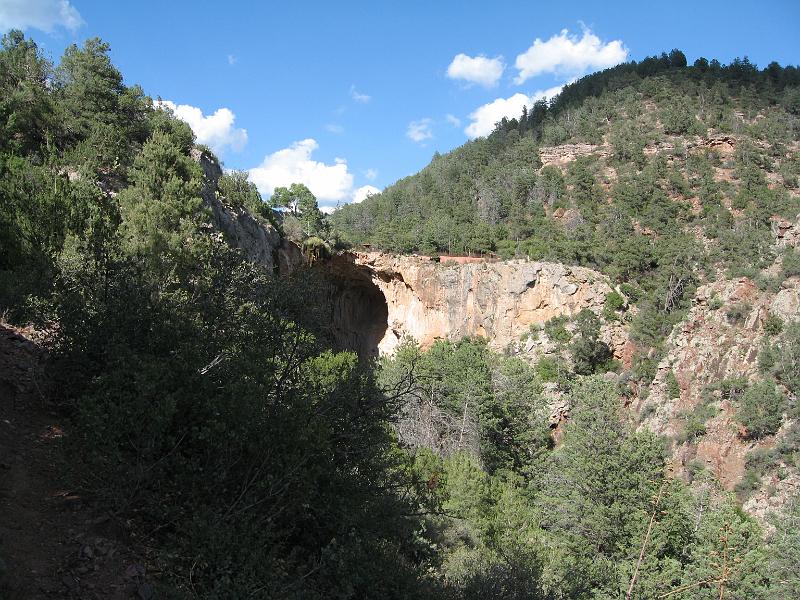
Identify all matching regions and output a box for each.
[192,149,301,274]
[350,252,623,355]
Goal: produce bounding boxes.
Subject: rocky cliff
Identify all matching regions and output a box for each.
[338,252,626,356]
[192,149,301,274]
[637,273,800,514]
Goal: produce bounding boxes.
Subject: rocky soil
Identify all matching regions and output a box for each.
[0,324,153,599]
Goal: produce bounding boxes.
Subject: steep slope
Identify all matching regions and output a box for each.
[192,148,302,275]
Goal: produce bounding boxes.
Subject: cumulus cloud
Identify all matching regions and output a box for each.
[156,100,248,154]
[514,28,627,84]
[352,185,380,203]
[464,85,563,138]
[407,118,433,143]
[445,114,461,127]
[446,53,504,87]
[0,0,84,33]
[248,139,355,202]
[350,85,371,103]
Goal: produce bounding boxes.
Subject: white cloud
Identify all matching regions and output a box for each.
[248,139,354,202]
[353,185,380,203]
[464,85,563,138]
[227,54,237,65]
[325,123,344,134]
[0,0,84,32]
[364,168,378,181]
[514,28,627,84]
[350,85,371,103]
[156,100,248,154]
[445,114,461,127]
[446,53,504,88]
[407,118,433,143]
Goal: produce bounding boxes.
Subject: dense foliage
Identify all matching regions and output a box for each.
[1,31,798,598]
[332,52,800,261]
[380,345,778,599]
[0,31,429,597]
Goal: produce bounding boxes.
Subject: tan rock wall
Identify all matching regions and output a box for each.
[351,253,620,355]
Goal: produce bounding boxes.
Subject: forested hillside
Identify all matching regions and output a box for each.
[330,55,800,540]
[1,30,799,599]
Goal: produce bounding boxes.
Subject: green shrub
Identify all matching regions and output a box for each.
[686,459,707,481]
[302,235,332,260]
[665,370,681,399]
[783,247,800,279]
[771,322,800,396]
[755,274,782,293]
[737,381,786,440]
[604,290,625,313]
[735,468,762,500]
[718,377,748,401]
[708,296,724,311]
[775,422,800,466]
[570,310,614,375]
[535,356,565,383]
[632,351,660,385]
[745,447,777,474]
[520,324,541,342]
[763,312,784,336]
[619,283,641,303]
[639,402,656,421]
[725,302,751,325]
[680,416,707,443]
[758,344,778,373]
[677,398,719,444]
[603,291,625,321]
[543,315,572,344]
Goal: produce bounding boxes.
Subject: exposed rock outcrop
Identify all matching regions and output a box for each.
[640,277,799,501]
[772,213,800,248]
[191,149,301,274]
[539,135,737,169]
[539,143,605,166]
[348,252,625,356]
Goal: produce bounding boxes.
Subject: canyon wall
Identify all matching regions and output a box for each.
[193,149,301,275]
[638,275,800,515]
[345,252,624,356]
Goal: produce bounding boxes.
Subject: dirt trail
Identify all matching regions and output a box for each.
[0,324,148,599]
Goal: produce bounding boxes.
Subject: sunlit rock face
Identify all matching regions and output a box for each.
[345,252,622,356]
[638,276,800,504]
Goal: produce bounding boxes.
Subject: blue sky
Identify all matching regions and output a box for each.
[2,0,799,210]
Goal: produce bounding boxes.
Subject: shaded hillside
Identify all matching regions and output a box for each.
[0,31,433,598]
